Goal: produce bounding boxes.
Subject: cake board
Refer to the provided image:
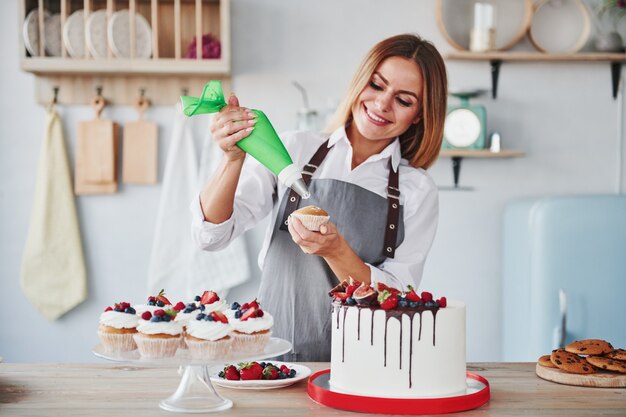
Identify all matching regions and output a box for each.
[308,369,490,415]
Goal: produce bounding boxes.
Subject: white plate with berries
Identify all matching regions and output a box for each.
[210,361,311,389]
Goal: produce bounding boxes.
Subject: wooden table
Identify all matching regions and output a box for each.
[1,363,625,416]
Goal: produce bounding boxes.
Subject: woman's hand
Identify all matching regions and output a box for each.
[209,94,257,162]
[287,216,343,257]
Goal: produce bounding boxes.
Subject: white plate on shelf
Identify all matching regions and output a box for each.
[23,9,49,56]
[86,10,109,58]
[44,13,62,56]
[209,362,311,390]
[528,0,591,53]
[108,9,152,59]
[437,0,532,51]
[63,9,86,58]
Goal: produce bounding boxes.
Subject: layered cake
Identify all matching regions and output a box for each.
[329,279,466,398]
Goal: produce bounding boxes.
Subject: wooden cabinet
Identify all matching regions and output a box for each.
[19,0,231,105]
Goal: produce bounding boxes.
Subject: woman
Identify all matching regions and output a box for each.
[192,34,447,361]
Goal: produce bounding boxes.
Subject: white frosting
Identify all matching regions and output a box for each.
[201,299,229,313]
[99,311,138,329]
[329,301,467,398]
[137,318,183,336]
[230,312,274,334]
[133,304,172,316]
[174,310,197,326]
[186,319,232,341]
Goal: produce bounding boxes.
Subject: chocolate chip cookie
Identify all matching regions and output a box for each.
[565,339,614,356]
[551,349,595,374]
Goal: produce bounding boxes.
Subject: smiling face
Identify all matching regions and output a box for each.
[349,56,424,145]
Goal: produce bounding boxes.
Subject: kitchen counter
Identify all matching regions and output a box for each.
[0,362,624,416]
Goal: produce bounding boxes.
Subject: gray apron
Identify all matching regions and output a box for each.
[258,141,405,361]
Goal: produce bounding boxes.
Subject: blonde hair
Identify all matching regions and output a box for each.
[326,34,447,170]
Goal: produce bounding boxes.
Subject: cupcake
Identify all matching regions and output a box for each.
[133,289,173,316]
[185,310,233,361]
[98,302,139,353]
[290,205,330,231]
[133,309,183,358]
[229,299,273,354]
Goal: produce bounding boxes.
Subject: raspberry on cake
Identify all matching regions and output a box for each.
[328,281,466,398]
[98,301,139,353]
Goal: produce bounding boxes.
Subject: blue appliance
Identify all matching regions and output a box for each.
[502,195,626,361]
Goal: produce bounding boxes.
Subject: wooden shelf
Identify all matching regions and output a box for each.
[438,149,525,190]
[440,149,525,158]
[446,51,626,62]
[22,57,229,76]
[445,52,625,99]
[19,0,231,105]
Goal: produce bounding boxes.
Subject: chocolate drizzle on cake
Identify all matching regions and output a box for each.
[334,303,440,388]
[342,305,348,362]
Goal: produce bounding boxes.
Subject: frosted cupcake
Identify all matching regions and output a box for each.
[133,289,173,316]
[98,302,139,353]
[229,299,273,353]
[290,205,330,231]
[185,310,233,361]
[133,309,183,358]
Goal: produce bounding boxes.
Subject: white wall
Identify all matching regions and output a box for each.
[1,0,624,363]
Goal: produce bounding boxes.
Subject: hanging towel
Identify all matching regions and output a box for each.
[21,109,87,320]
[147,106,250,299]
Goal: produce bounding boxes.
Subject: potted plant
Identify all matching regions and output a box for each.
[587,0,626,51]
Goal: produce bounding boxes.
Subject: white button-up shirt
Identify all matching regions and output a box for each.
[191,125,438,290]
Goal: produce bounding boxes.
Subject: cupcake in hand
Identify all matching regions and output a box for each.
[185,311,233,361]
[133,309,183,358]
[290,205,330,231]
[229,299,273,354]
[98,302,139,353]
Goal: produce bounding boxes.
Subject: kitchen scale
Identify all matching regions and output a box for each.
[441,89,488,190]
[443,89,487,151]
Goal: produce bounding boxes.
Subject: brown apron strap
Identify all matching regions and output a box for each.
[279,139,331,231]
[279,138,400,260]
[383,162,400,258]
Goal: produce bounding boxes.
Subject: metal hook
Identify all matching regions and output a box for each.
[181,88,189,96]
[52,86,59,104]
[96,86,103,96]
[139,88,146,97]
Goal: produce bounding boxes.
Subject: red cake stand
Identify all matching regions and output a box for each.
[308,370,490,415]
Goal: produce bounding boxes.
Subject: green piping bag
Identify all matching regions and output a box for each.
[181,81,310,199]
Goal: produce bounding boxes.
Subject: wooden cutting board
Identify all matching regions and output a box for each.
[122,96,158,184]
[75,95,118,194]
[536,363,626,388]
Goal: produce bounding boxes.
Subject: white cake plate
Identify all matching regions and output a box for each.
[93,337,292,413]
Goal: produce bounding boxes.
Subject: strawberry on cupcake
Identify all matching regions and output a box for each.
[184,310,233,361]
[228,299,273,354]
[133,289,173,316]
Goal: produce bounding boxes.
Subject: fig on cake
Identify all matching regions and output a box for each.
[352,283,377,305]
